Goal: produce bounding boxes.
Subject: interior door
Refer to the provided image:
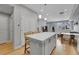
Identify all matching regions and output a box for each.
[0,13,9,44]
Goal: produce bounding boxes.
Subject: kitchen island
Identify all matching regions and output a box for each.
[26,32,56,55]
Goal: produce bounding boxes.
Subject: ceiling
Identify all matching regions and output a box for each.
[24,4,77,21]
[70,4,79,20]
[0,4,78,21]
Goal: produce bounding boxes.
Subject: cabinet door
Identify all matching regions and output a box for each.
[49,36,56,54]
[47,35,56,55]
[51,35,56,50]
[49,38,52,54]
[44,38,51,55]
[30,39,42,55]
[44,35,56,55]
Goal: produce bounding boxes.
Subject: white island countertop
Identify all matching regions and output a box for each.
[27,32,56,41]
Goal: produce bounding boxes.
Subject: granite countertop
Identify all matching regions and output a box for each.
[27,32,56,41]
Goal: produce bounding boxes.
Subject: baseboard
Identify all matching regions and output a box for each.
[13,42,25,50]
[0,40,12,44]
[13,44,23,49]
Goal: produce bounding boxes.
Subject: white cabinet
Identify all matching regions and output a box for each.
[45,35,56,54]
[27,32,56,55]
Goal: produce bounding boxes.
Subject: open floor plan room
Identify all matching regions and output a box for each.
[0,4,79,55]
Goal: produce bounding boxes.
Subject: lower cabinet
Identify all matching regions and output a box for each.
[30,34,56,55]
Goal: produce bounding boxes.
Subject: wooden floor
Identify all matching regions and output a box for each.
[0,38,78,55]
[52,38,78,55]
[0,42,13,55]
[0,42,24,55]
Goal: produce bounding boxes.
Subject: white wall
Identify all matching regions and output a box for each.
[0,4,14,44]
[20,8,38,32]
[72,17,79,32]
[73,20,79,32]
[13,5,38,49]
[47,20,73,33]
[0,13,10,44]
[70,5,79,32]
[47,22,56,32]
[38,19,46,27]
[20,5,38,46]
[38,19,47,32]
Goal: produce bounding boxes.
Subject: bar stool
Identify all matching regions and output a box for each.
[24,32,31,55]
[24,31,39,54]
[69,35,75,45]
[60,34,64,43]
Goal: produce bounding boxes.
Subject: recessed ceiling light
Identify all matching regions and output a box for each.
[38,14,42,19]
[40,9,44,12]
[44,18,47,20]
[64,9,67,11]
[46,14,48,15]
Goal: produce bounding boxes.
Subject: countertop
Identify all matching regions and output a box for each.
[27,32,56,41]
[61,32,79,35]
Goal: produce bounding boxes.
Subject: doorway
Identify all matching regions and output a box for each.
[0,5,14,54]
[0,13,10,44]
[0,13,14,54]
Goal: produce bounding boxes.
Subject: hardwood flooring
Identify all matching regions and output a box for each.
[0,42,13,55]
[0,38,78,55]
[52,38,78,55]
